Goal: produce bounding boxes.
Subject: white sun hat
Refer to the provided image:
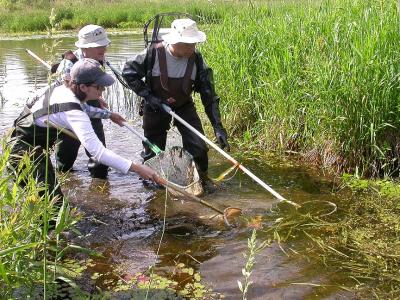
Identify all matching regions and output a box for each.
[75,24,111,48]
[162,19,206,44]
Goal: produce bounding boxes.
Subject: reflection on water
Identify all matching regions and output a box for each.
[0,33,144,120]
[0,34,353,298]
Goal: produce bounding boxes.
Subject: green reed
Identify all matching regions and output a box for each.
[203,0,400,176]
[0,137,83,298]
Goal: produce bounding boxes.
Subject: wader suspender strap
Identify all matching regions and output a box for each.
[156,43,169,91]
[26,83,55,109]
[155,43,196,95]
[33,92,82,120]
[145,44,156,84]
[33,102,82,119]
[182,54,195,95]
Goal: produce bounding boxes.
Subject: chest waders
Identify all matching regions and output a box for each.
[9,94,82,202]
[142,44,209,179]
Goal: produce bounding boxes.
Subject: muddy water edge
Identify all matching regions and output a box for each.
[0,33,355,299]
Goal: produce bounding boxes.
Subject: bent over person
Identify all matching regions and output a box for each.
[55,24,114,179]
[122,18,229,188]
[8,58,158,204]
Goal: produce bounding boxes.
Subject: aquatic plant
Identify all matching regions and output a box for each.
[0,90,5,108]
[263,179,400,298]
[238,228,257,300]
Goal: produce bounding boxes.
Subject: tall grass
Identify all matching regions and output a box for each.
[0,138,81,298]
[0,0,232,33]
[204,0,400,176]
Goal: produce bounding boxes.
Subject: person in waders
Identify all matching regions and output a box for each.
[8,58,159,210]
[122,18,230,191]
[54,24,116,179]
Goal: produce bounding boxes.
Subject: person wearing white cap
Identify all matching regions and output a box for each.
[54,24,118,179]
[122,18,229,190]
[9,58,159,208]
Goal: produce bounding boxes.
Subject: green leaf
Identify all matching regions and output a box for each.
[0,259,10,284]
[0,242,38,256]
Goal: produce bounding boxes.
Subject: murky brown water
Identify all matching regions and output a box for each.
[0,34,354,299]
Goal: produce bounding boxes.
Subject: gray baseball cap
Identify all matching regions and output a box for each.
[70,58,115,86]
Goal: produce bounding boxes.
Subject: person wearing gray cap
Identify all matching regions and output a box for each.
[8,58,159,209]
[54,24,115,179]
[122,18,229,191]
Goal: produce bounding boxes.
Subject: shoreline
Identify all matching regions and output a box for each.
[0,29,142,41]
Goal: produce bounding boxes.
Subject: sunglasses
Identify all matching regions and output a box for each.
[87,84,106,91]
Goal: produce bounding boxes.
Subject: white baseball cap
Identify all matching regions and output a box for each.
[75,25,111,48]
[162,19,206,44]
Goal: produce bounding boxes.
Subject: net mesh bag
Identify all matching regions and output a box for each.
[144,146,203,196]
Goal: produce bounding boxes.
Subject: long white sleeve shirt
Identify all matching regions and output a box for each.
[31,85,132,174]
[27,80,112,119]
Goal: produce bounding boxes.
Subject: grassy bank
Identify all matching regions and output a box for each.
[204,0,400,176]
[0,0,231,33]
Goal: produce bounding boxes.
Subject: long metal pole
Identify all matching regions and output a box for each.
[162,104,300,207]
[123,122,162,155]
[25,49,51,70]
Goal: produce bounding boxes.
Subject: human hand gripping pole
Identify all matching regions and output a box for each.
[214,126,230,151]
[161,103,301,208]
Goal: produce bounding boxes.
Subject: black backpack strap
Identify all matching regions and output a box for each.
[33,102,83,120]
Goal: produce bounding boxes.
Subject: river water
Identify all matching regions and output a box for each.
[0,33,353,299]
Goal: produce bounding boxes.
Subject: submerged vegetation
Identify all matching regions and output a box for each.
[263,174,400,298]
